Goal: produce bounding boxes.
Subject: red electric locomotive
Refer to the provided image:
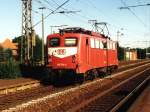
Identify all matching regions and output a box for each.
[46,27,118,83]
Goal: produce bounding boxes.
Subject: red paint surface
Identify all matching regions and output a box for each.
[46,31,118,74]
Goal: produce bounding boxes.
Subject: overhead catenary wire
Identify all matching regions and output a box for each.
[48,1,88,23]
[43,0,60,10]
[75,0,124,36]
[33,0,89,30]
[50,0,90,21]
[119,3,150,9]
[33,0,85,28]
[33,0,139,37]
[43,0,52,6]
[47,0,90,26]
[31,9,41,15]
[76,0,112,35]
[86,0,122,29]
[120,0,147,28]
[53,0,91,23]
[50,0,68,10]
[33,0,53,11]
[33,0,70,28]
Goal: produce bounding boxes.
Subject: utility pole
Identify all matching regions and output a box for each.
[117,29,124,43]
[39,7,46,65]
[117,31,120,43]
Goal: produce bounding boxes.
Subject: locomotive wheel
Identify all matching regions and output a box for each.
[89,69,98,80]
[50,71,57,84]
[96,68,107,78]
[68,70,76,83]
[106,67,112,75]
[97,70,106,78]
[90,71,96,80]
[76,74,84,84]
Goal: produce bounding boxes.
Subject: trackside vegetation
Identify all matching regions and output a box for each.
[0,48,21,79]
[0,61,21,79]
[0,35,43,79]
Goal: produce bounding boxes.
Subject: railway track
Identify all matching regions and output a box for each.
[118,59,146,66]
[1,60,150,112]
[116,59,150,72]
[0,80,40,95]
[110,73,149,112]
[0,59,149,96]
[74,67,150,112]
[126,79,150,112]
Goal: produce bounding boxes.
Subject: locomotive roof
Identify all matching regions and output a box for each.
[59,27,110,39]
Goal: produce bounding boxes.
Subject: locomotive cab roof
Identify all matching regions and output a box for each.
[59,27,110,39]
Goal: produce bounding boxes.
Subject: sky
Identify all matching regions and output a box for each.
[0,0,150,48]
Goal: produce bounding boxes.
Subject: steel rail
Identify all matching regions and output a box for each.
[68,66,150,112]
[1,60,149,95]
[110,74,150,112]
[2,62,150,112]
[0,80,40,95]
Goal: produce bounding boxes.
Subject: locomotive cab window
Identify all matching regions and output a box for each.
[65,37,77,46]
[103,41,107,49]
[49,38,60,47]
[86,38,88,46]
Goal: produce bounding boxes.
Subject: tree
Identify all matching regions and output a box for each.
[13,36,23,61]
[136,48,146,59]
[0,46,3,62]
[33,35,42,61]
[117,43,125,60]
[13,35,42,63]
[5,49,13,61]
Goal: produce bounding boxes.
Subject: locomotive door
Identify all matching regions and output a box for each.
[103,41,108,67]
[86,38,89,64]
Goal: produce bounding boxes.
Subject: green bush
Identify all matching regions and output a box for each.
[0,61,21,79]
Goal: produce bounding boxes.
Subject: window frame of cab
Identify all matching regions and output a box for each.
[49,37,60,47]
[64,37,78,47]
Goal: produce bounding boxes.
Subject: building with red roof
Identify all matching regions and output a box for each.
[0,38,18,59]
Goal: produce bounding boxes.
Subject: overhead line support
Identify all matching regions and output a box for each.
[21,0,35,65]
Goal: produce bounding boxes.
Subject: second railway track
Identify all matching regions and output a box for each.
[74,66,150,112]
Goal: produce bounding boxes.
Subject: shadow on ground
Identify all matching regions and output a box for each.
[20,65,51,85]
[20,64,76,87]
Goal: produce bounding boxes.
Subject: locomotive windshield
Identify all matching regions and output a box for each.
[65,37,77,46]
[49,38,60,47]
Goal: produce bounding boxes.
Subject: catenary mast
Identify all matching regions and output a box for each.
[21,0,35,64]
